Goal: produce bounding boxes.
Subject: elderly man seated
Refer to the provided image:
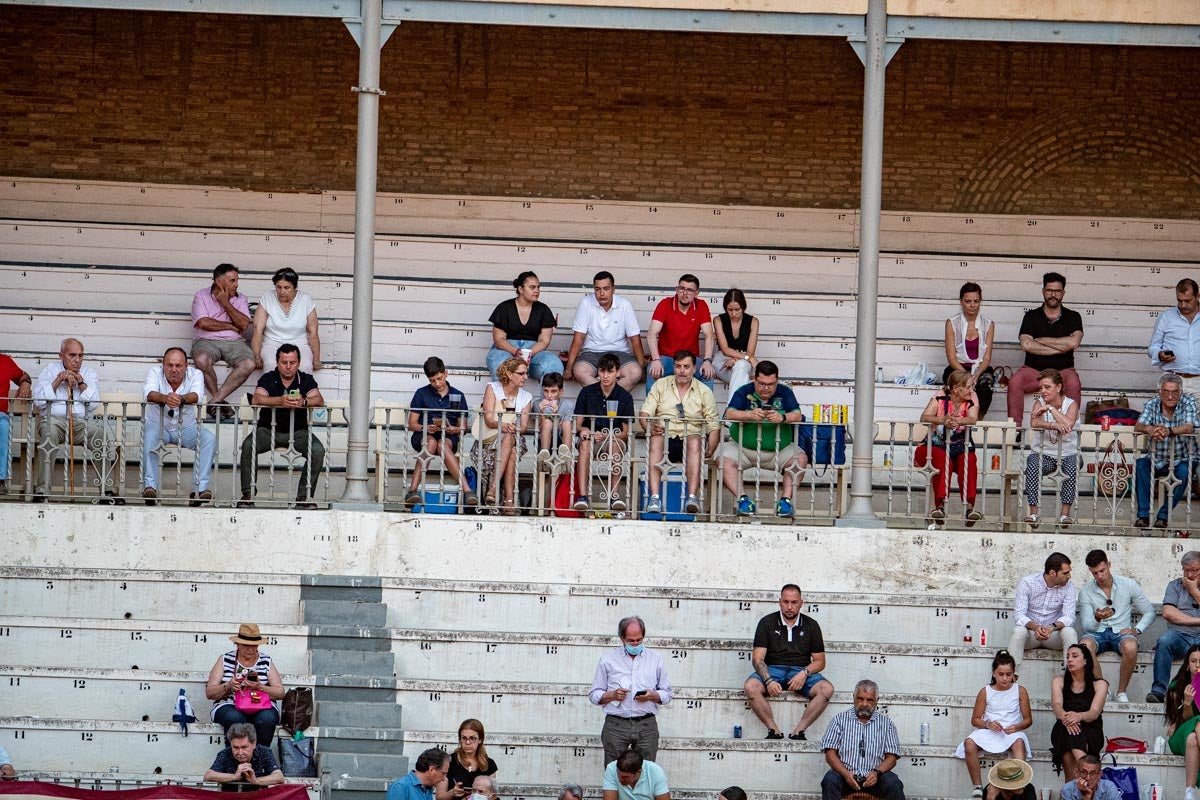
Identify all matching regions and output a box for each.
[32,337,115,501]
[1133,372,1199,529]
[203,722,284,791]
[142,347,216,506]
[719,360,807,519]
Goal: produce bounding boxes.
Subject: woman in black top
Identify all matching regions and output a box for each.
[1050,645,1107,779]
[713,289,759,391]
[487,271,561,381]
[438,718,499,800]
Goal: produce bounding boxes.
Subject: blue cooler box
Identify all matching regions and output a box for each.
[414,483,459,514]
[638,471,696,522]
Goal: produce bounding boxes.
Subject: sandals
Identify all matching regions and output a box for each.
[1059,515,1074,528]
[1024,513,1040,529]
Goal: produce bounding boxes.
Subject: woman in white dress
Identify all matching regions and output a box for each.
[957,650,1033,799]
[251,268,322,373]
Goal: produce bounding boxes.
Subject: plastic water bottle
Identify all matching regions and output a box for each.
[919,722,930,744]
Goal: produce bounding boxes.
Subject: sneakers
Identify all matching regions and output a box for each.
[1116,692,1129,704]
[736,495,757,516]
[141,487,158,506]
[536,449,552,472]
[645,494,663,514]
[684,494,700,514]
[965,507,983,527]
[573,495,590,511]
[1154,518,1169,529]
[404,490,422,509]
[971,788,984,800]
[764,729,784,740]
[1184,786,1195,800]
[610,498,627,513]
[189,490,213,508]
[463,491,479,507]
[930,506,946,522]
[236,494,255,509]
[776,498,795,518]
[1133,517,1150,528]
[1146,692,1164,703]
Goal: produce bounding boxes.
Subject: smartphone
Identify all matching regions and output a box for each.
[635,690,648,697]
[1165,350,1176,358]
[288,389,301,398]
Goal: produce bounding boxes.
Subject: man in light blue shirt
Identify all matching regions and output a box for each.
[1078,550,1155,704]
[1058,755,1122,800]
[589,615,673,764]
[386,748,449,800]
[602,751,670,800]
[1149,279,1200,396]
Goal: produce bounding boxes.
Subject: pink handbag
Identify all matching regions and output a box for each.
[234,688,273,712]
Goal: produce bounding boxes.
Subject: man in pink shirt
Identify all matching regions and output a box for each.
[191,263,256,420]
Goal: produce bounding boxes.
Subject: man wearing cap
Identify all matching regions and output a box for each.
[1058,755,1121,800]
[985,759,1035,800]
[589,615,673,764]
[206,623,285,748]
[1078,550,1155,704]
[820,679,904,800]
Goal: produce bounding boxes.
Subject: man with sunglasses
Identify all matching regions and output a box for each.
[719,360,807,518]
[1078,550,1154,704]
[647,273,716,386]
[1148,550,1200,703]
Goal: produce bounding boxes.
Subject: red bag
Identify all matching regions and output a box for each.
[553,473,582,518]
[1104,736,1147,754]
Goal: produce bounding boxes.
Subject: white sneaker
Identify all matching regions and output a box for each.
[1184,786,1195,800]
[1116,692,1129,704]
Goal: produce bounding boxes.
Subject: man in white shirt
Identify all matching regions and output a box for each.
[142,347,216,507]
[1008,552,1078,670]
[565,271,646,391]
[32,337,113,500]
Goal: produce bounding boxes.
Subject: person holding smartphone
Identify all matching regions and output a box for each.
[1149,279,1200,395]
[205,623,286,746]
[238,343,325,508]
[589,616,673,765]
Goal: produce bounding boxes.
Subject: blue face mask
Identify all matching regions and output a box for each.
[624,643,644,657]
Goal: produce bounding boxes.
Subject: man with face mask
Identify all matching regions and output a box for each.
[820,679,905,800]
[588,615,673,764]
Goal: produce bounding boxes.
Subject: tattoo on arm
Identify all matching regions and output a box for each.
[754,660,771,682]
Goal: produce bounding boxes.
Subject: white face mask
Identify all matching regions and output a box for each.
[471,792,489,800]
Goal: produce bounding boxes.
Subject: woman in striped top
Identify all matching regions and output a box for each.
[205,622,286,746]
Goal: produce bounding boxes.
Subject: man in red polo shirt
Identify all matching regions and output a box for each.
[647,274,716,386]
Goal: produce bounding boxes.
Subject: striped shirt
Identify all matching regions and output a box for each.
[210,649,274,717]
[820,708,902,776]
[1013,572,1077,629]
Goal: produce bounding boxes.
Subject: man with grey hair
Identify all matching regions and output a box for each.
[1148,551,1200,702]
[1148,279,1200,395]
[31,337,115,501]
[589,615,673,764]
[1133,373,1198,529]
[820,679,904,800]
[388,748,451,800]
[203,722,284,789]
[470,775,499,800]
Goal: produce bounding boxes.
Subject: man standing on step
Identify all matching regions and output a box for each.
[387,748,451,800]
[820,679,905,800]
[743,583,834,740]
[589,615,673,764]
[1008,552,1078,671]
[1078,549,1154,704]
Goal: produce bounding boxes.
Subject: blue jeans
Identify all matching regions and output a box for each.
[142,422,216,492]
[1135,455,1193,521]
[486,340,564,382]
[746,665,829,697]
[656,355,715,389]
[0,411,9,481]
[1152,628,1200,696]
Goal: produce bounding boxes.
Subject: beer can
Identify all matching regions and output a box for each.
[979,628,988,646]
[1101,416,1111,431]
[733,725,743,739]
[919,722,930,744]
[991,455,1001,471]
[832,405,842,425]
[822,404,832,424]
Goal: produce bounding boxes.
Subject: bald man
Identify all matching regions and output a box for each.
[32,338,113,499]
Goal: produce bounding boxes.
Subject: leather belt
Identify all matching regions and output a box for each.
[1174,372,1199,378]
[613,714,655,722]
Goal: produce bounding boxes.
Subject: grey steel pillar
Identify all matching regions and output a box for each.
[337,0,385,506]
[838,0,888,526]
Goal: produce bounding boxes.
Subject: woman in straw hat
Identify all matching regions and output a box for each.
[986,759,1036,800]
[205,622,286,745]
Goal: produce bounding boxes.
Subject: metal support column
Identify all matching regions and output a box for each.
[838,0,888,527]
[336,0,386,507]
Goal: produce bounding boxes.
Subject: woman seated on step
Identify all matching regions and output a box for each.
[205,622,286,746]
[436,719,499,800]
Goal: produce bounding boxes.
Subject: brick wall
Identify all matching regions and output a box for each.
[0,7,1197,217]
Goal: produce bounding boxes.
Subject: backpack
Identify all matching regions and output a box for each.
[280,686,313,734]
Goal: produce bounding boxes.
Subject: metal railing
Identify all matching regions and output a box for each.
[4,397,1198,531]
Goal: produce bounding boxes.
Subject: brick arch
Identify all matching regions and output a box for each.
[952,105,1200,215]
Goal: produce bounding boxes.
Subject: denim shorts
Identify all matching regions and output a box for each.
[1081,628,1137,653]
[748,665,827,697]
